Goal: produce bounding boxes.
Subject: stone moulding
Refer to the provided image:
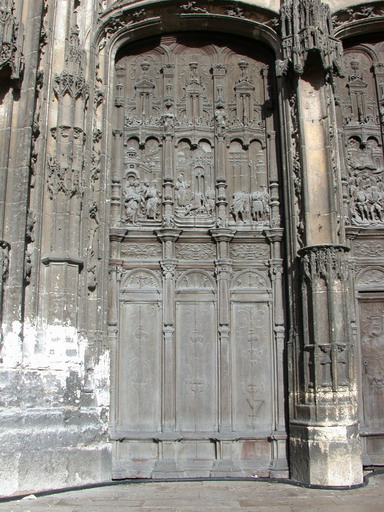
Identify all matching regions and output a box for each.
[41,254,84,269]
[332,1,384,37]
[94,0,281,55]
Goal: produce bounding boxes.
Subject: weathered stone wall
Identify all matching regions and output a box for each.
[0,0,383,496]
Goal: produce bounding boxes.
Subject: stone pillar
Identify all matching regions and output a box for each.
[279,0,363,486]
[290,244,362,486]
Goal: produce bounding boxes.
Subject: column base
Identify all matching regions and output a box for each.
[289,423,363,487]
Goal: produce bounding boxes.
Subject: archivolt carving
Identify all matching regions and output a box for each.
[333,3,384,30]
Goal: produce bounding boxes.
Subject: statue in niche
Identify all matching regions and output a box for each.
[214,106,227,136]
[362,318,384,390]
[187,61,201,85]
[175,173,190,207]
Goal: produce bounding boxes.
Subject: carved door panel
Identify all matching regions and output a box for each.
[232,302,272,433]
[176,300,217,432]
[359,297,384,465]
[110,34,286,478]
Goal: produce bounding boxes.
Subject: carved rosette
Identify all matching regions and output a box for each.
[299,244,349,284]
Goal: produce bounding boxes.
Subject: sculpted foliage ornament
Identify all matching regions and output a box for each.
[300,245,349,283]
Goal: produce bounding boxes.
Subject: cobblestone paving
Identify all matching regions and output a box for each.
[2,474,384,512]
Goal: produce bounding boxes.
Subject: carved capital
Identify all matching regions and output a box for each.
[0,0,23,82]
[161,261,176,279]
[53,70,89,100]
[210,228,236,243]
[279,0,343,78]
[299,244,350,283]
[214,260,233,278]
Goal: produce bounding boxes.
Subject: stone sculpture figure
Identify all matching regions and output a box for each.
[143,181,161,219]
[231,191,249,223]
[124,180,143,224]
[175,173,190,207]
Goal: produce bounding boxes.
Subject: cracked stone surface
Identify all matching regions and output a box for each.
[1,474,384,512]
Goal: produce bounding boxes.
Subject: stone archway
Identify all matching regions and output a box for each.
[107,32,287,479]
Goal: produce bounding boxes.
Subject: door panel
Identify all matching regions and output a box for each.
[176,301,217,432]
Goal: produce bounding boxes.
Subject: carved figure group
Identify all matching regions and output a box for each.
[123,178,161,224]
[230,190,270,224]
[175,174,216,217]
[350,182,384,224]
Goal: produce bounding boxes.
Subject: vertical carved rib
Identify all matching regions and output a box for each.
[211,228,235,432]
[157,229,181,431]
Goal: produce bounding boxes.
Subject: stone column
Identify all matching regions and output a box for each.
[290,245,361,485]
[279,0,363,486]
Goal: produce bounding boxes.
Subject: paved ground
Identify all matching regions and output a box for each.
[1,473,384,512]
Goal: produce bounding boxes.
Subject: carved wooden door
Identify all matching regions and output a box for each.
[359,295,384,465]
[109,34,287,478]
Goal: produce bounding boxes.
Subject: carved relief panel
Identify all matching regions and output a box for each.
[231,271,272,434]
[176,271,217,432]
[358,296,384,469]
[112,34,278,230]
[338,45,384,227]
